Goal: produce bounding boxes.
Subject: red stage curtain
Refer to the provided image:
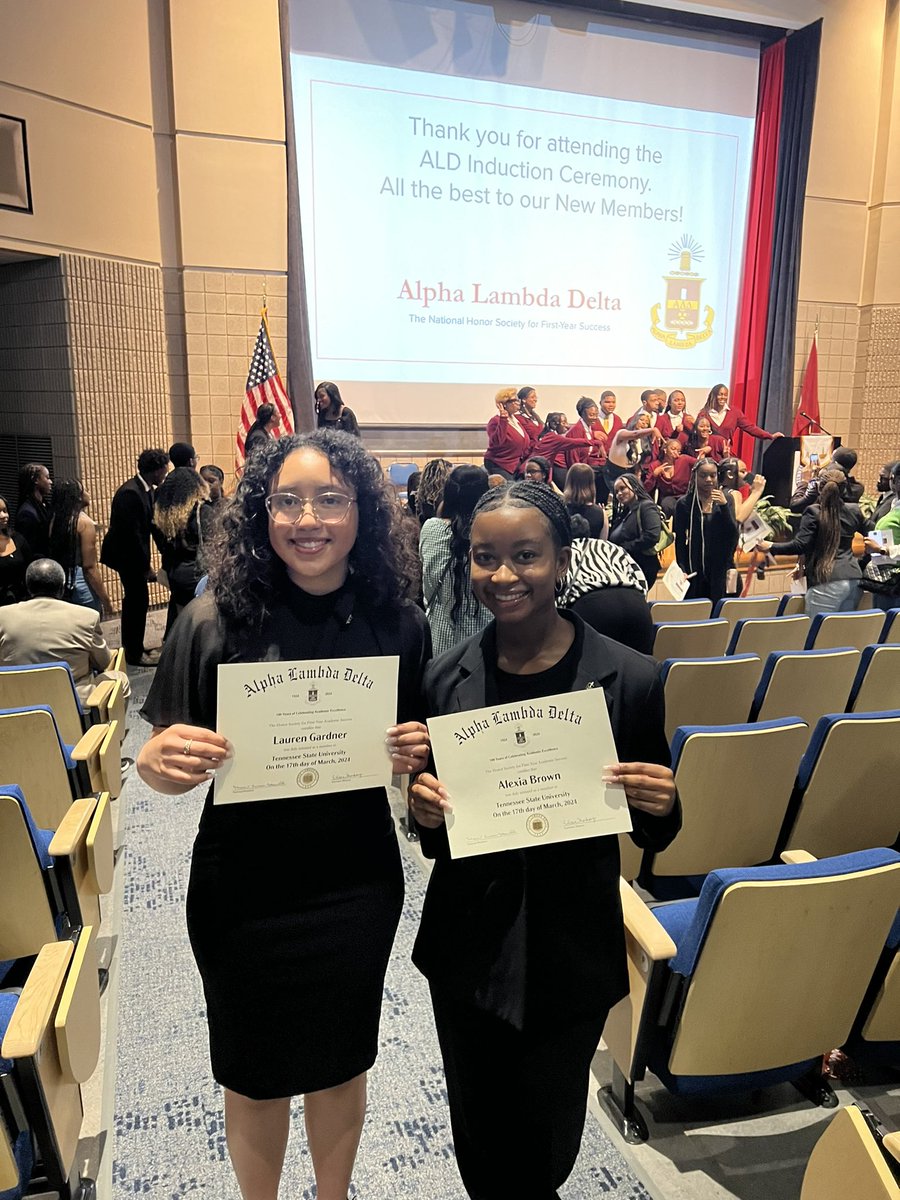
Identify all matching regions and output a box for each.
[731,39,784,468]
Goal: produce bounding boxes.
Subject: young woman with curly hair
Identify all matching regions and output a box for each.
[416,457,454,525]
[137,430,431,1200]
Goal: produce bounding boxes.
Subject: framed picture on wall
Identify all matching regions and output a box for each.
[0,114,33,214]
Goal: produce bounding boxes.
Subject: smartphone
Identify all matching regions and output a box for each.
[809,452,820,467]
[743,471,757,486]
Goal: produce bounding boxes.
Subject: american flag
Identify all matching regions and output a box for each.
[235,310,295,472]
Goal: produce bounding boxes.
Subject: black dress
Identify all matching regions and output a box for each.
[608,500,661,587]
[141,583,431,1100]
[0,535,32,605]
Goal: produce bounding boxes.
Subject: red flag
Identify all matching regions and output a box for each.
[235,309,295,472]
[792,334,820,436]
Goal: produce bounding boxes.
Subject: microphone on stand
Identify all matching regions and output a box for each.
[797,411,834,437]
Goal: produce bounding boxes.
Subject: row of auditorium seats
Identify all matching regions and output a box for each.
[617,709,900,888]
[611,592,900,1169]
[661,643,900,736]
[651,606,898,661]
[649,593,807,625]
[600,847,900,1162]
[0,660,124,1198]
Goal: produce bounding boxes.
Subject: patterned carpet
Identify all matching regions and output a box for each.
[111,675,652,1199]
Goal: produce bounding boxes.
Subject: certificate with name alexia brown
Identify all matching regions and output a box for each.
[428,688,632,858]
[213,656,399,805]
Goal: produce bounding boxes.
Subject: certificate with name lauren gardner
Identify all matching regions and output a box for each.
[213,656,399,805]
[428,688,632,858]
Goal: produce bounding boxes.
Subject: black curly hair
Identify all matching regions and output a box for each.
[207,429,417,638]
[472,480,573,551]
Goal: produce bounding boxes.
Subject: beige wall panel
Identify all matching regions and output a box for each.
[176,137,287,271]
[880,24,900,203]
[0,0,152,123]
[872,206,900,306]
[804,0,882,203]
[798,198,867,303]
[170,0,285,140]
[0,85,160,263]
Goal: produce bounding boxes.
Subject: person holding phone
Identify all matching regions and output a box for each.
[409,480,679,1200]
[718,458,767,524]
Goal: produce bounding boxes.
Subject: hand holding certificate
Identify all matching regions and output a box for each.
[214,655,399,805]
[424,688,633,858]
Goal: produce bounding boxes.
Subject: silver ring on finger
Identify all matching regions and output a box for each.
[183,738,193,756]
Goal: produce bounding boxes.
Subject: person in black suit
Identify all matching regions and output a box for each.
[101,448,169,666]
[410,481,679,1200]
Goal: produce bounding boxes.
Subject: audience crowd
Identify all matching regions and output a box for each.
[2,382,899,1200]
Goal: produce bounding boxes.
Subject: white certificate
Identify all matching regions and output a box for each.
[428,689,632,859]
[740,512,772,552]
[662,560,691,601]
[213,656,399,805]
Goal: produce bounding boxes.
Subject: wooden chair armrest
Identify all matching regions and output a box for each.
[54,926,100,1083]
[110,647,125,674]
[780,849,818,865]
[48,797,97,857]
[87,791,114,894]
[98,719,122,798]
[883,1131,900,1163]
[84,679,114,721]
[1,941,73,1059]
[71,723,107,762]
[620,878,677,961]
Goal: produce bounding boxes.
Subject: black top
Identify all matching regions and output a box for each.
[565,502,606,539]
[14,499,49,557]
[317,408,361,437]
[772,502,871,584]
[141,582,431,838]
[0,534,32,605]
[153,501,214,601]
[673,492,738,579]
[413,613,681,1030]
[244,423,272,456]
[608,500,661,583]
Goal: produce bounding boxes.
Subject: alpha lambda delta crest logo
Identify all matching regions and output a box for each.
[650,235,715,350]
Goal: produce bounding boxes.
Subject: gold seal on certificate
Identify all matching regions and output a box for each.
[428,688,632,858]
[213,656,399,805]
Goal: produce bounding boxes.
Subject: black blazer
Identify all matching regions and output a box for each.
[100,476,154,574]
[411,615,681,1027]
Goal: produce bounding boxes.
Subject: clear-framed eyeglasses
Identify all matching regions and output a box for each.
[265,492,356,524]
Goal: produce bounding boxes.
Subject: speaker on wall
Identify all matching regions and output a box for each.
[0,114,33,214]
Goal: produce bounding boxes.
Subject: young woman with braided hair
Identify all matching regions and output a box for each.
[673,457,740,605]
[759,467,871,617]
[410,480,679,1200]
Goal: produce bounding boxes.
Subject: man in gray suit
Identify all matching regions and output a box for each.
[0,559,131,704]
